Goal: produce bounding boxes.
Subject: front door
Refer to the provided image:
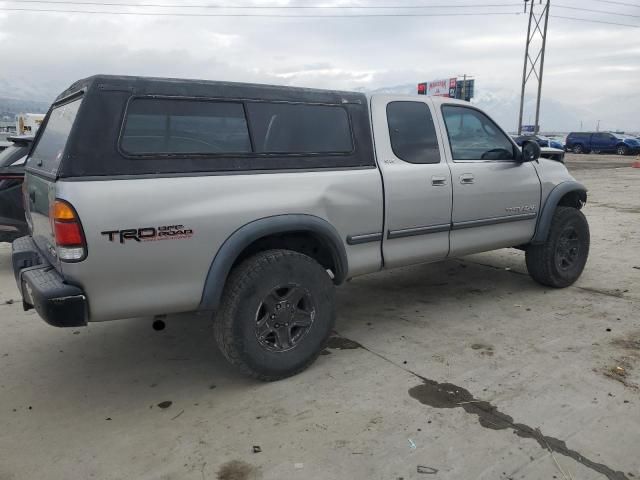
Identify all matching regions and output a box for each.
[437,104,541,256]
[371,96,452,268]
[591,132,615,153]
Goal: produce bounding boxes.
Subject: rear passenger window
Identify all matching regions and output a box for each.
[121,99,251,155]
[246,102,353,154]
[29,96,83,174]
[386,102,440,164]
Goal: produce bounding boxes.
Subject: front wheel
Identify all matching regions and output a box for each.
[572,144,584,154]
[526,207,590,288]
[214,249,335,381]
[617,145,629,156]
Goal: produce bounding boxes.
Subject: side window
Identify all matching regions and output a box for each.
[121,98,252,155]
[386,101,440,164]
[442,105,515,161]
[246,102,353,154]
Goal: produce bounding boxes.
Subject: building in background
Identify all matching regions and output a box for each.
[15,113,45,135]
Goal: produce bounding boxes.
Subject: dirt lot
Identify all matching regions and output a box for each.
[0,155,638,480]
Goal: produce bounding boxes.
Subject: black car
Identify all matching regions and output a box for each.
[0,136,32,242]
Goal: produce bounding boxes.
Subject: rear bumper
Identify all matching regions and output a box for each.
[11,236,88,328]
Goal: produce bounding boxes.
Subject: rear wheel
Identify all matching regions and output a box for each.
[214,249,335,381]
[526,207,589,288]
[617,144,629,156]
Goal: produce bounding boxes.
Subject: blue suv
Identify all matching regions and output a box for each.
[565,132,640,155]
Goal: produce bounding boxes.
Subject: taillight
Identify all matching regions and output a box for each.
[51,199,87,262]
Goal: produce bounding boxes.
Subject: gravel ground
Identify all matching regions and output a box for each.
[0,160,638,480]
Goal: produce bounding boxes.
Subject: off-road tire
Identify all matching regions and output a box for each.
[214,249,335,381]
[526,207,589,288]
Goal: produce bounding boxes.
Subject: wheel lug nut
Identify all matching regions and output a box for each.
[276,304,281,310]
[270,314,275,319]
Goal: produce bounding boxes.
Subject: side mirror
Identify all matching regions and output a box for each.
[520,139,541,162]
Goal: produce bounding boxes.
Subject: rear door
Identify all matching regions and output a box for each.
[591,132,615,152]
[24,96,83,263]
[437,103,540,256]
[371,95,452,268]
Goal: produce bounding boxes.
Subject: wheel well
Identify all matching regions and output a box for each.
[558,190,587,209]
[232,231,339,280]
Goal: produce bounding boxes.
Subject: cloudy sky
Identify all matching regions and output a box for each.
[0,0,638,131]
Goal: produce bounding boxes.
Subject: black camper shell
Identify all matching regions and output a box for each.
[27,75,376,179]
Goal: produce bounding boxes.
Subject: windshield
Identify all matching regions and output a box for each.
[28,96,83,175]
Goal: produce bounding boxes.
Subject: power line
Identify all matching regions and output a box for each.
[590,0,640,7]
[556,4,640,18]
[1,0,524,7]
[0,7,526,17]
[550,14,640,27]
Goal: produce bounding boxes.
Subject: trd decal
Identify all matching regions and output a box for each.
[505,205,537,214]
[101,225,194,243]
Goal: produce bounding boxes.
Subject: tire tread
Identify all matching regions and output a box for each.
[214,249,332,381]
[526,206,589,288]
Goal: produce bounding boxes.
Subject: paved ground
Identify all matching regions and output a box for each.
[0,155,638,480]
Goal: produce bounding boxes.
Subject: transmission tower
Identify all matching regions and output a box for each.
[517,0,550,135]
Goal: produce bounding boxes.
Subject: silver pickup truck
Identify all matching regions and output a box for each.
[12,75,589,380]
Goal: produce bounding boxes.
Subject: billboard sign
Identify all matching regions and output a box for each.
[425,78,457,97]
[418,77,461,98]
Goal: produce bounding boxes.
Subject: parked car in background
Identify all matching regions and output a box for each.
[511,135,565,163]
[513,134,564,150]
[539,146,565,163]
[0,136,32,242]
[1,132,13,151]
[565,132,640,155]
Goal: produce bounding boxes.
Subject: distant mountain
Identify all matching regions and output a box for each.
[0,76,56,121]
[359,83,585,133]
[0,96,50,121]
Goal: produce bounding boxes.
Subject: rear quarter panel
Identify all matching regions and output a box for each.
[57,169,383,321]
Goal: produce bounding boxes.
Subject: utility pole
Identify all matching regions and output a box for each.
[457,74,474,101]
[462,74,467,101]
[517,0,551,135]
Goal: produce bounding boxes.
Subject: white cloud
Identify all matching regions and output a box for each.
[0,1,638,131]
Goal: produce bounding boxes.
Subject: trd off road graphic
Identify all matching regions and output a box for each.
[101,225,194,243]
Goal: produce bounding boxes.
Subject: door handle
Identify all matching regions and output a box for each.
[431,176,447,186]
[459,173,475,184]
[29,190,36,203]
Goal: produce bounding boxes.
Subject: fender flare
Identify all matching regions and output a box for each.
[198,214,348,311]
[531,181,587,244]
